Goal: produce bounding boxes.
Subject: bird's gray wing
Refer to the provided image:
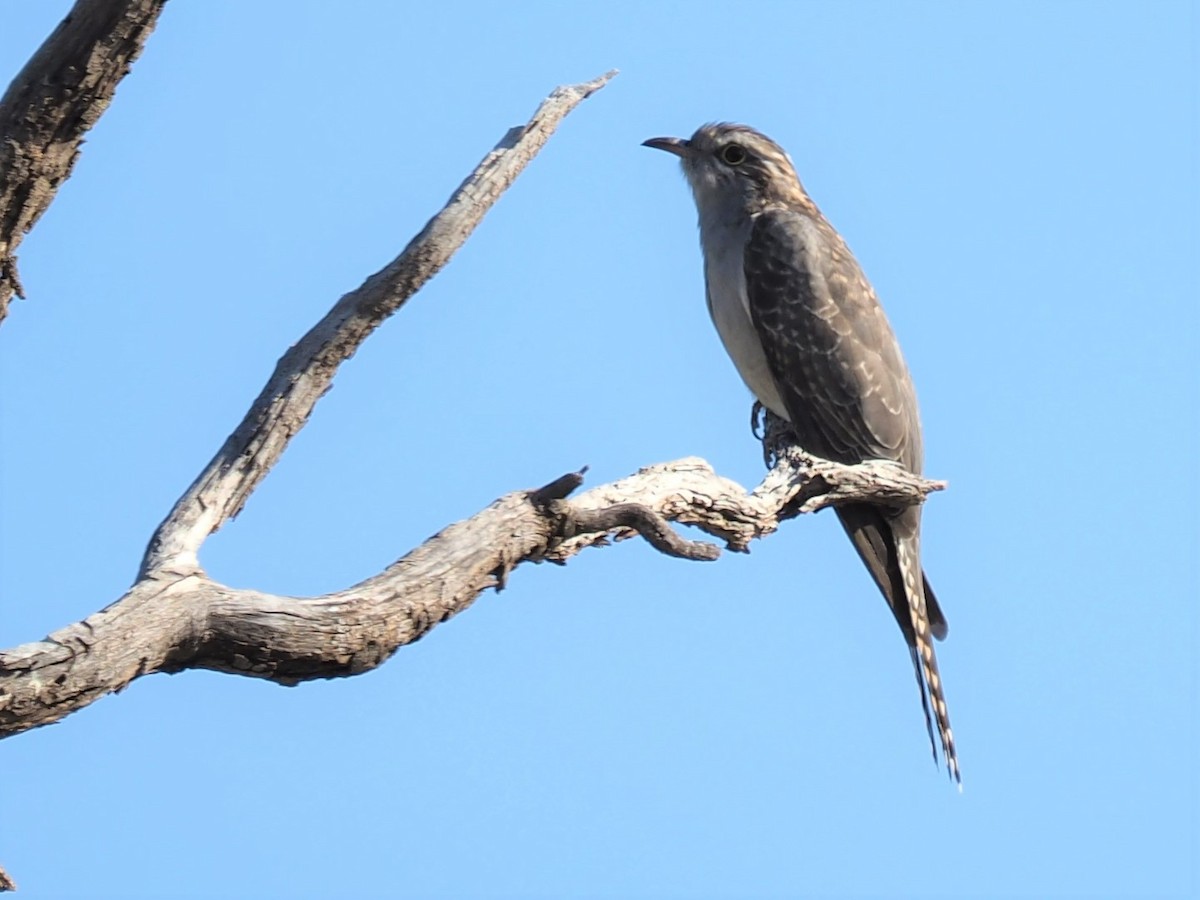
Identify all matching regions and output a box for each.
[740,206,946,631]
[743,207,958,782]
[741,207,919,471]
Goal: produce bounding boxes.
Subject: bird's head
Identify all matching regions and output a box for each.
[643,123,809,218]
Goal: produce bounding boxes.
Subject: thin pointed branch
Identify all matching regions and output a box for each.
[138,69,618,578]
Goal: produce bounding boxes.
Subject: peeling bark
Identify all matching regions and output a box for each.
[0,0,168,324]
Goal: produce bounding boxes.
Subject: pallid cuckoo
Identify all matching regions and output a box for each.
[644,123,960,785]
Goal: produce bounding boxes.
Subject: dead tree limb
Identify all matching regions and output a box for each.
[0,65,637,740]
[0,0,167,325]
[0,451,943,738]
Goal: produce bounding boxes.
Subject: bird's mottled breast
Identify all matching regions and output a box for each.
[697,213,789,419]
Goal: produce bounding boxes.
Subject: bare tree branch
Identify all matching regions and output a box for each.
[0,68,631,745]
[0,0,167,325]
[0,449,943,738]
[138,69,619,579]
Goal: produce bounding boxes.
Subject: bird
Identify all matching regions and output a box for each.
[643,123,960,785]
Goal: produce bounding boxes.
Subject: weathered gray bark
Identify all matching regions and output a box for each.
[0,0,167,325]
[0,64,631,736]
[0,418,942,738]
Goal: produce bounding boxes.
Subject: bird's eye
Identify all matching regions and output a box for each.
[720,144,747,166]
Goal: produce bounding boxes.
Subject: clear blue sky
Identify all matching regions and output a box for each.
[2,2,1196,897]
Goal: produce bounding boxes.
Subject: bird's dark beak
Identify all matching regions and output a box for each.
[642,136,692,158]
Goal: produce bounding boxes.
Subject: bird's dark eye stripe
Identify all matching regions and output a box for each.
[720,144,747,165]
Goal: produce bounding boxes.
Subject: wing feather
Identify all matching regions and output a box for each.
[742,208,921,472]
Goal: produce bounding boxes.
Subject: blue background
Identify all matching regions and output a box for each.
[1,2,1196,897]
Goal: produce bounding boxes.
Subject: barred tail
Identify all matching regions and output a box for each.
[897,535,961,786]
